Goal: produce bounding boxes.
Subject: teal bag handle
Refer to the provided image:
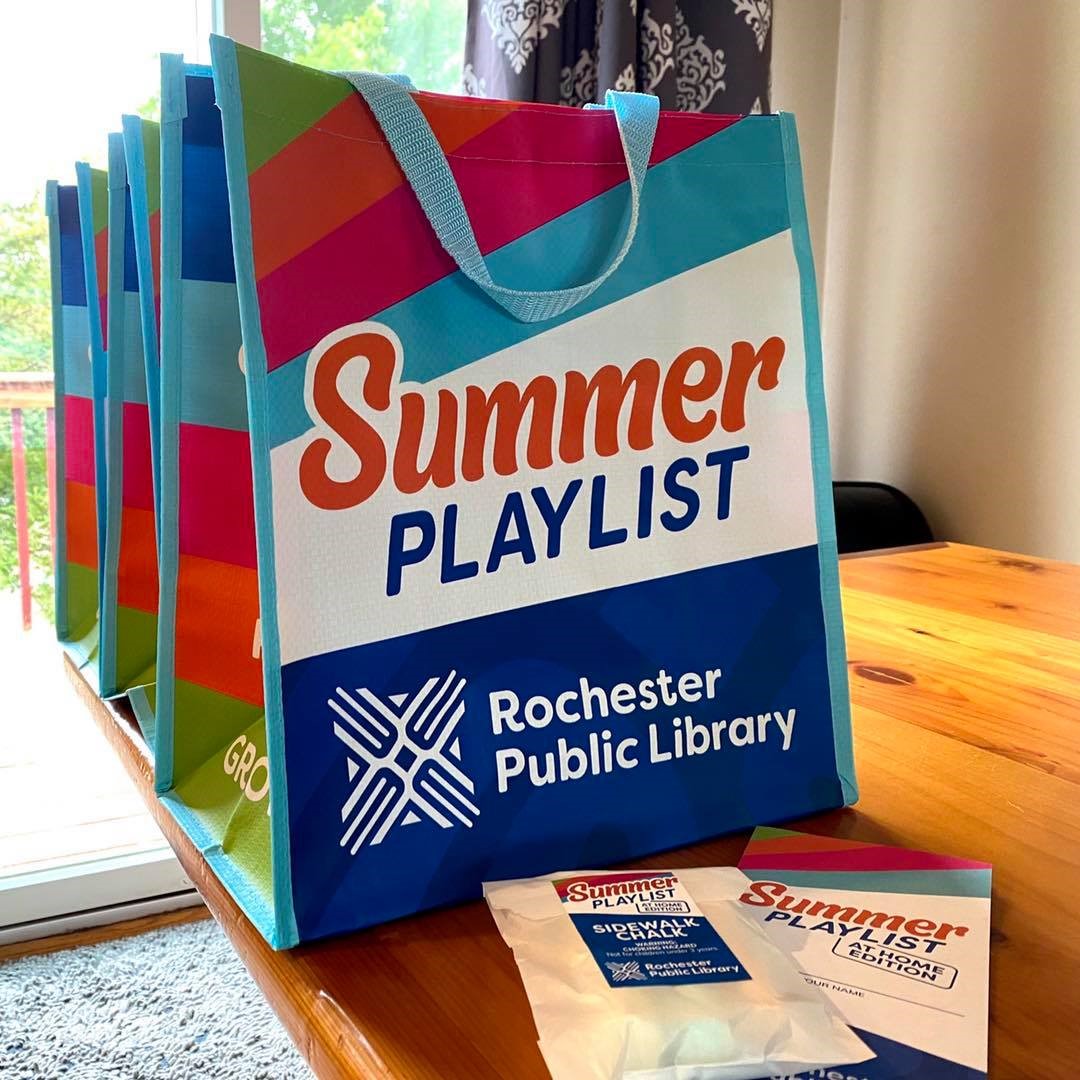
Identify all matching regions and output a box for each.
[339,71,660,323]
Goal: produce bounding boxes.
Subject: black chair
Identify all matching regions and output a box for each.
[832,482,933,555]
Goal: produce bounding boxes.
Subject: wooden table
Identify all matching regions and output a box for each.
[71,543,1080,1077]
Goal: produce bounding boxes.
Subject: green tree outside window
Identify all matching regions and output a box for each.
[0,194,53,613]
[262,0,467,93]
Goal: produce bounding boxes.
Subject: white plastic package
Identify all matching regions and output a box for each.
[484,866,874,1080]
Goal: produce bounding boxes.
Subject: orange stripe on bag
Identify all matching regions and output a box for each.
[249,94,519,281]
[174,553,264,706]
[95,228,109,308]
[65,480,98,569]
[117,506,159,613]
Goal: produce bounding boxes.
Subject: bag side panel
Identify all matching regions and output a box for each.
[123,116,165,741]
[227,44,855,943]
[47,182,99,668]
[52,178,102,684]
[102,135,159,698]
[156,57,276,942]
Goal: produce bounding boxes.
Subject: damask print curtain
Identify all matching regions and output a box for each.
[463,0,772,113]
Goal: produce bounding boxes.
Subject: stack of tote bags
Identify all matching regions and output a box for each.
[47,39,858,949]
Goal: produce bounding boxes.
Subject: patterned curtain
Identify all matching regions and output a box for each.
[463,0,772,113]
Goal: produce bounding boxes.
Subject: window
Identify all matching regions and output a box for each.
[0,0,469,936]
[0,0,212,617]
[0,0,212,931]
[260,0,468,94]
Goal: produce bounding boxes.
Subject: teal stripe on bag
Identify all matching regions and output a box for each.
[178,279,247,430]
[59,307,93,398]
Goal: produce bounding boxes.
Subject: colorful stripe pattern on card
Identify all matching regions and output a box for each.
[101,132,159,700]
[211,37,855,946]
[740,826,993,896]
[157,58,272,928]
[46,181,99,678]
[739,827,991,1077]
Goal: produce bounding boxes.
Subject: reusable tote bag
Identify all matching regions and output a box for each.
[100,131,159,703]
[45,181,101,681]
[203,37,856,948]
[155,56,274,925]
[74,162,109,622]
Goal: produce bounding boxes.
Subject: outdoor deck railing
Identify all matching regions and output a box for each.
[1,373,55,630]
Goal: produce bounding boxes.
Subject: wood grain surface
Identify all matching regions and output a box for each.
[71,542,1080,1078]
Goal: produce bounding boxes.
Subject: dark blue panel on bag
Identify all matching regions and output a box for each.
[280,543,843,942]
[57,184,87,307]
[123,188,139,293]
[181,73,234,284]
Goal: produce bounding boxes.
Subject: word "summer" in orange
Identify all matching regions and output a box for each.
[298,325,786,511]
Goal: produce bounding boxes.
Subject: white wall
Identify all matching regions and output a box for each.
[771,0,842,292]
[821,0,1080,561]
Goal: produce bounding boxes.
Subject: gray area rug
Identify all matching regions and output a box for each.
[0,916,313,1079]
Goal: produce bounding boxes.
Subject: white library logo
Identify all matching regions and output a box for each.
[329,671,479,853]
[606,960,646,983]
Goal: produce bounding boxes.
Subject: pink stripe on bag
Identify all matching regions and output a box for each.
[122,401,155,511]
[257,112,742,372]
[64,394,95,486]
[178,422,257,568]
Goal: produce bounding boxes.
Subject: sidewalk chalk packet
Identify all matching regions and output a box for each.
[484,866,873,1079]
[157,37,857,948]
[738,827,992,1078]
[100,131,159,706]
[46,179,101,685]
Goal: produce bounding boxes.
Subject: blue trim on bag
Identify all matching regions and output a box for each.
[75,162,109,626]
[176,279,247,430]
[160,791,278,945]
[58,306,93,398]
[45,182,70,639]
[100,133,127,698]
[122,114,163,532]
[779,113,857,805]
[211,33,299,949]
[128,683,157,751]
[154,53,188,794]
